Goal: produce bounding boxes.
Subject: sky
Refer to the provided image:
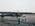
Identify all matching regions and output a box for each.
[0,0,35,13]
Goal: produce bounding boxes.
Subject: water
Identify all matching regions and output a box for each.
[1,20,35,26]
[1,14,35,26]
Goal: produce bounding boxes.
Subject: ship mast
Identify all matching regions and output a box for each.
[17,10,18,21]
